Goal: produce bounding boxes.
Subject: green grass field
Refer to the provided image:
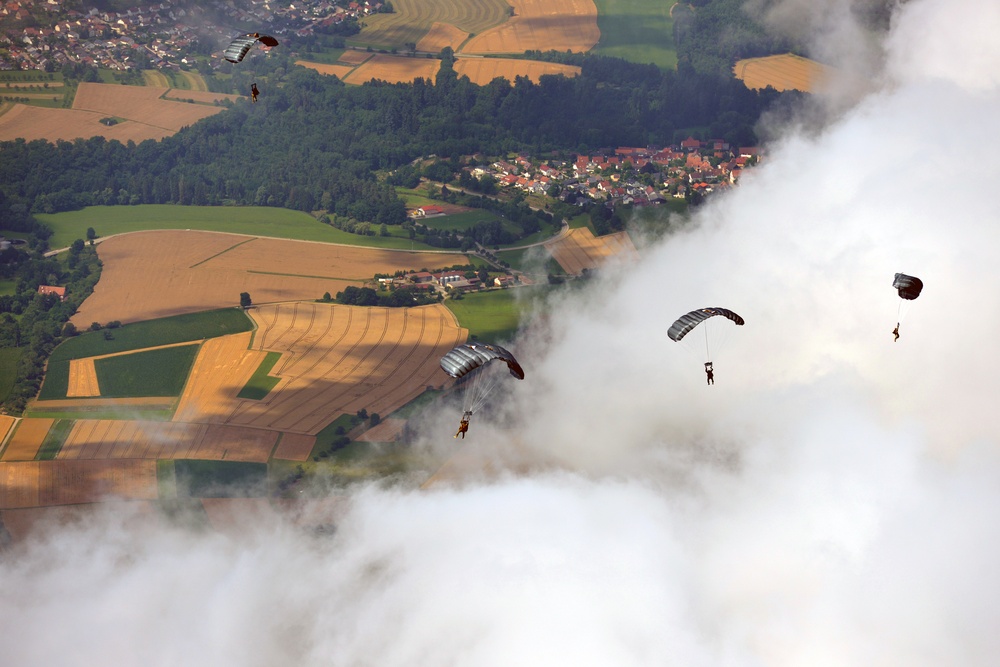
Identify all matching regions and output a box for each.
[418,210,501,232]
[237,351,281,400]
[94,344,199,398]
[592,0,678,69]
[36,205,449,252]
[0,346,21,404]
[36,419,74,460]
[175,460,269,498]
[445,288,522,341]
[39,309,252,400]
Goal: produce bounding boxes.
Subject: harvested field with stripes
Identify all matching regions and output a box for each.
[295,60,356,80]
[545,227,639,275]
[417,22,469,52]
[72,230,468,327]
[173,332,266,423]
[463,0,599,54]
[0,460,158,508]
[733,53,834,93]
[68,358,99,397]
[272,433,316,460]
[212,302,465,434]
[455,58,581,84]
[0,104,174,143]
[29,397,175,410]
[58,420,278,462]
[73,82,225,132]
[338,50,374,65]
[1,418,53,462]
[342,54,442,85]
[356,0,509,49]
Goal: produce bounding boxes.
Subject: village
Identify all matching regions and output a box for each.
[0,0,382,72]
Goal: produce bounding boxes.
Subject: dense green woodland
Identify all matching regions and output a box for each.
[0,51,794,231]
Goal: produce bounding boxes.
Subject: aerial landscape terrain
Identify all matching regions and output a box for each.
[1,0,999,664]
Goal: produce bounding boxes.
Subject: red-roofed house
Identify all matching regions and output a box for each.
[38,285,66,300]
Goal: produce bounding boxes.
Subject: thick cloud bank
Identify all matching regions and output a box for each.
[3,0,1000,664]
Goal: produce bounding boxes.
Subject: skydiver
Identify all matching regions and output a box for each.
[704,361,714,385]
[892,324,900,342]
[454,411,472,439]
[251,82,259,103]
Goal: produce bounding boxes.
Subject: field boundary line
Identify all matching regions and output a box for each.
[190,238,256,268]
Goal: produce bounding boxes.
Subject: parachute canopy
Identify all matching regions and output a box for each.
[224,33,278,63]
[440,343,524,381]
[892,273,923,300]
[667,307,745,342]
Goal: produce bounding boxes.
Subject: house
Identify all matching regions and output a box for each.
[494,275,515,288]
[415,205,444,217]
[408,271,435,284]
[680,137,702,151]
[38,285,66,300]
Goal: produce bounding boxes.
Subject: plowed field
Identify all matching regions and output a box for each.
[59,420,278,462]
[545,227,639,274]
[463,0,599,54]
[272,433,316,460]
[0,460,158,508]
[72,230,468,326]
[455,58,581,84]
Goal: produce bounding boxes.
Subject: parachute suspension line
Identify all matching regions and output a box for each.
[704,324,712,362]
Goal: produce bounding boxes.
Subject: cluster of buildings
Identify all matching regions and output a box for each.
[0,0,380,72]
[472,138,761,207]
[380,270,517,296]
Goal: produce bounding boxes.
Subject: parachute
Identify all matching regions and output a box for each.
[223,33,279,64]
[667,307,745,343]
[667,307,745,369]
[440,342,524,417]
[892,273,923,300]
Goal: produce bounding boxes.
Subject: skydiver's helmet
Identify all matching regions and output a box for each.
[704,362,713,369]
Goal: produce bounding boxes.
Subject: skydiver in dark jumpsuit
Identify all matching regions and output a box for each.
[251,82,259,103]
[892,324,899,342]
[704,362,714,385]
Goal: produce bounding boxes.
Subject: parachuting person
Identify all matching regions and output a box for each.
[667,307,744,384]
[440,343,524,439]
[223,32,279,64]
[250,82,259,103]
[891,273,923,341]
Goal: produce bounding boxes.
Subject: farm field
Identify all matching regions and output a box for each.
[72,82,228,132]
[342,54,441,85]
[338,50,374,65]
[352,0,510,50]
[71,230,468,326]
[545,227,639,274]
[454,58,581,85]
[295,60,356,80]
[0,104,174,143]
[733,53,834,93]
[462,0,599,54]
[590,0,678,68]
[162,89,241,104]
[173,332,266,423]
[444,289,522,342]
[272,433,316,461]
[416,22,469,52]
[1,418,53,462]
[36,204,449,251]
[185,302,466,434]
[0,459,158,508]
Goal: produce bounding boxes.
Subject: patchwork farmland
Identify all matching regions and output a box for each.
[545,227,639,275]
[342,54,442,85]
[354,0,510,49]
[455,58,581,85]
[462,0,599,54]
[733,53,834,93]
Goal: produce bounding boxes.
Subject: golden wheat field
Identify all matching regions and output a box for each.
[295,60,357,80]
[72,82,224,132]
[0,104,175,142]
[338,50,374,65]
[357,0,510,49]
[462,0,599,54]
[342,54,442,85]
[416,22,469,52]
[733,53,834,93]
[0,459,158,509]
[1,418,54,462]
[544,227,639,275]
[455,57,581,84]
[72,230,468,327]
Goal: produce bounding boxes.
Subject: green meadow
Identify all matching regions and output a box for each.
[592,0,678,69]
[94,344,200,398]
[445,288,522,342]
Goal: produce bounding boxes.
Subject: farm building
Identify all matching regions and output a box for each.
[37,285,66,300]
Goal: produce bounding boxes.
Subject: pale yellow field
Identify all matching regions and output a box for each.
[162,88,242,104]
[733,53,834,93]
[72,230,468,327]
[30,397,175,410]
[0,104,174,143]
[463,0,599,54]
[295,60,357,80]
[73,82,224,132]
[338,50,374,65]
[212,302,466,434]
[58,419,278,462]
[0,460,158,508]
[0,415,16,452]
[455,57,581,84]
[1,418,54,462]
[545,227,639,275]
[173,332,266,424]
[68,358,100,398]
[417,22,469,52]
[342,54,442,85]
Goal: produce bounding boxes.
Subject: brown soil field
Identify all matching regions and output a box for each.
[162,88,242,104]
[68,358,100,398]
[206,302,466,434]
[173,332,265,424]
[1,418,54,462]
[295,60,357,80]
[72,230,468,326]
[73,82,225,132]
[58,419,278,462]
[0,104,174,143]
[0,459,158,508]
[356,418,406,443]
[455,58,581,84]
[30,397,174,410]
[416,22,469,52]
[733,53,834,93]
[338,50,374,65]
[342,54,442,85]
[0,502,159,544]
[462,0,599,54]
[272,433,315,460]
[545,227,639,275]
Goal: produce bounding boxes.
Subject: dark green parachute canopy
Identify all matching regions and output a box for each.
[667,308,745,342]
[440,343,525,380]
[892,273,923,300]
[224,33,279,63]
